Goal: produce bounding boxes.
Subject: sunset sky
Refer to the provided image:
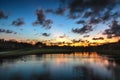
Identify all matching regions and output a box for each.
[0,0,120,46]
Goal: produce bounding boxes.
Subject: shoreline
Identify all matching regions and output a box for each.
[0,48,120,58]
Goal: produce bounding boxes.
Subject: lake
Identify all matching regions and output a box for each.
[0,52,120,80]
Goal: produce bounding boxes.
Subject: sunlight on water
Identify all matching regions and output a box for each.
[0,52,120,80]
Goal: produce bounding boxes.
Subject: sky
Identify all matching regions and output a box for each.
[0,0,120,46]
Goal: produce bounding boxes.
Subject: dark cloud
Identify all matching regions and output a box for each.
[46,7,66,16]
[20,29,23,31]
[42,33,50,37]
[43,19,53,29]
[50,41,66,46]
[88,11,118,24]
[58,0,120,23]
[89,17,102,24]
[76,20,85,24]
[92,37,104,40]
[68,14,80,19]
[72,39,86,43]
[59,34,68,38]
[0,29,17,34]
[0,29,5,32]
[34,33,39,36]
[46,0,120,27]
[6,30,13,33]
[101,11,111,21]
[33,9,53,29]
[45,0,67,16]
[55,7,66,15]
[83,35,90,38]
[106,35,112,39]
[0,11,8,19]
[32,21,40,26]
[60,0,66,4]
[45,9,54,13]
[59,35,65,38]
[12,18,25,26]
[36,9,45,24]
[69,0,115,14]
[14,32,17,34]
[72,25,93,34]
[83,11,93,18]
[103,20,120,38]
[72,39,81,43]
[112,12,120,18]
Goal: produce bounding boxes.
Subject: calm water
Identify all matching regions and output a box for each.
[0,52,120,80]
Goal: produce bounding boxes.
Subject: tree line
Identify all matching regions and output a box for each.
[0,39,120,51]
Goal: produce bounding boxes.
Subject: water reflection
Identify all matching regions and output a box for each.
[0,52,119,80]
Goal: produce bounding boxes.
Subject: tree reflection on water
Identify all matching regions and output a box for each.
[0,52,120,80]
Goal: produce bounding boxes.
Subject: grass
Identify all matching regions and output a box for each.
[0,48,120,58]
[0,48,73,58]
[96,50,120,55]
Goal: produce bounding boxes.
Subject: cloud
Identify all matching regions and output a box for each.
[88,10,118,24]
[46,7,66,16]
[45,0,67,16]
[92,37,104,40]
[68,14,80,19]
[71,39,87,43]
[83,35,90,38]
[33,9,53,29]
[43,19,53,29]
[83,11,93,18]
[12,18,25,26]
[45,9,54,13]
[42,33,50,37]
[112,12,120,18]
[34,33,39,36]
[55,7,66,15]
[36,9,45,24]
[20,29,23,31]
[68,0,116,14]
[0,11,8,19]
[60,0,66,4]
[46,0,120,27]
[103,20,120,38]
[89,17,102,24]
[6,30,13,33]
[0,29,17,34]
[59,34,68,38]
[72,25,93,34]
[76,20,85,24]
[101,11,111,22]
[57,0,120,23]
[72,39,81,43]
[106,35,112,39]
[48,0,119,22]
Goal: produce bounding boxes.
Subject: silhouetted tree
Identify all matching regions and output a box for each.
[0,39,34,51]
[35,42,46,48]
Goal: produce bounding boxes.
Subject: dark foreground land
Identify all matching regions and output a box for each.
[0,39,120,58]
[0,48,120,59]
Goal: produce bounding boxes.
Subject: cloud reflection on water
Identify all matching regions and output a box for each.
[0,52,119,80]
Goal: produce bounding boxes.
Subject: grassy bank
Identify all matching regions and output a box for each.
[96,50,120,55]
[0,48,74,58]
[0,48,120,58]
